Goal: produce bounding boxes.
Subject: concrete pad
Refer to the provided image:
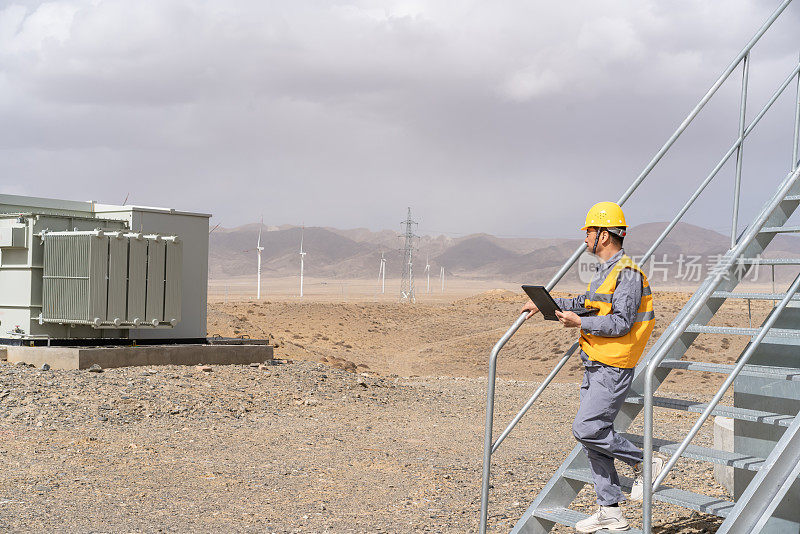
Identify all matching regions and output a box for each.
[713,416,734,493]
[4,344,273,370]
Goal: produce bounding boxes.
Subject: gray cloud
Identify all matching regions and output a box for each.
[0,0,798,238]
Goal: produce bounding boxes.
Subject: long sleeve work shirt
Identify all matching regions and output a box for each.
[554,249,645,339]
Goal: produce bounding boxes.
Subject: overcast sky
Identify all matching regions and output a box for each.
[1,1,799,238]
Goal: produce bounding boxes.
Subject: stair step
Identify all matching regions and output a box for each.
[659,359,800,381]
[711,291,800,300]
[624,434,767,470]
[563,468,734,517]
[625,395,795,427]
[532,507,643,533]
[783,194,800,201]
[684,324,800,338]
[760,225,800,233]
[736,257,800,265]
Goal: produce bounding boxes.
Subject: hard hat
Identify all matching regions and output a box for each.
[581,202,627,231]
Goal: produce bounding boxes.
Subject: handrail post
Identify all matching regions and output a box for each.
[614,0,794,208]
[793,53,800,171]
[480,312,529,534]
[732,52,750,248]
[639,61,800,270]
[643,369,656,533]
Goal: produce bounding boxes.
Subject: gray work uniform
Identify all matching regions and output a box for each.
[554,249,648,506]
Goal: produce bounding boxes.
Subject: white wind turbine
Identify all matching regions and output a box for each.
[425,254,431,294]
[440,265,445,293]
[378,252,386,294]
[256,216,264,300]
[299,225,306,298]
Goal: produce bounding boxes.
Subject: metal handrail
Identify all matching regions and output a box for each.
[639,61,800,268]
[794,52,800,171]
[491,342,579,454]
[642,164,800,532]
[486,59,800,460]
[731,52,751,249]
[652,270,800,491]
[478,2,796,532]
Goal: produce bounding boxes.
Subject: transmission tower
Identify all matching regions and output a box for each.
[399,207,418,303]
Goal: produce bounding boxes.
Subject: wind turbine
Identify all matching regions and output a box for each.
[440,266,445,293]
[378,252,386,294]
[299,225,306,298]
[425,254,431,294]
[256,216,264,300]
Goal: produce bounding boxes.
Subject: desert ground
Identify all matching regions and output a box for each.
[0,280,779,533]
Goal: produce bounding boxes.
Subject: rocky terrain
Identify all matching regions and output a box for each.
[0,359,726,533]
[0,289,774,532]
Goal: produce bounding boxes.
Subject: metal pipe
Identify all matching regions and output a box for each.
[794,54,800,171]
[773,265,777,307]
[492,341,579,454]
[654,269,800,490]
[479,312,528,534]
[639,62,800,268]
[615,0,794,209]
[547,3,796,293]
[643,164,800,532]
[732,53,750,249]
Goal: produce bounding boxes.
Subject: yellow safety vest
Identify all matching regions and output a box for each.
[579,255,655,368]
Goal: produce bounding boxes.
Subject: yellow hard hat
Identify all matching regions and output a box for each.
[581,202,627,230]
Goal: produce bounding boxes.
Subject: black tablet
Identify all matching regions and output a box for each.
[522,285,561,321]
[522,285,599,321]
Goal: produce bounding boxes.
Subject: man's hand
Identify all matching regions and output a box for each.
[555,310,582,328]
[521,300,539,320]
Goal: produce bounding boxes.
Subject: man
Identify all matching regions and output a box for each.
[522,201,662,533]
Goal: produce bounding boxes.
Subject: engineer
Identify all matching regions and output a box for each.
[521,201,661,533]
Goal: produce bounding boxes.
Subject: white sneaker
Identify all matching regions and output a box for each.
[630,455,665,501]
[575,506,630,533]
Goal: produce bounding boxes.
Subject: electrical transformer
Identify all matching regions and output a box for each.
[0,194,209,343]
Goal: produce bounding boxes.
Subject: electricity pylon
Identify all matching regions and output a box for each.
[399,207,418,303]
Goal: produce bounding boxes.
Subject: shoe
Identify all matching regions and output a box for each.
[630,455,665,501]
[575,506,630,533]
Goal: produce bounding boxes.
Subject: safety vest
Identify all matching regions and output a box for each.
[579,255,655,368]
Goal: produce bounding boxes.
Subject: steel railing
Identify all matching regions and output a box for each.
[479,1,797,532]
[642,163,800,531]
[651,271,800,497]
[795,52,800,171]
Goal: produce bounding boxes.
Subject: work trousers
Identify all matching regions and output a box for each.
[572,352,643,506]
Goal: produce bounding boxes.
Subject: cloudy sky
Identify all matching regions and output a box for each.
[1,0,799,237]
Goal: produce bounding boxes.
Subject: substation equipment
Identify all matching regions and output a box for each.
[0,194,209,344]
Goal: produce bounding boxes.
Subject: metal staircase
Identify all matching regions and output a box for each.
[479,2,800,533]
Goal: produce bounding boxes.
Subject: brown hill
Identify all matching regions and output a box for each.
[433,236,519,273]
[208,221,800,283]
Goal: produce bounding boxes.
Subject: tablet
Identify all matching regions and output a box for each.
[522,285,561,321]
[522,285,599,321]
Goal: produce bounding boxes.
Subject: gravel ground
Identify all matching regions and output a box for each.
[0,359,728,533]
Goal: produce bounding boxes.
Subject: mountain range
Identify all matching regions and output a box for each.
[209,222,800,285]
